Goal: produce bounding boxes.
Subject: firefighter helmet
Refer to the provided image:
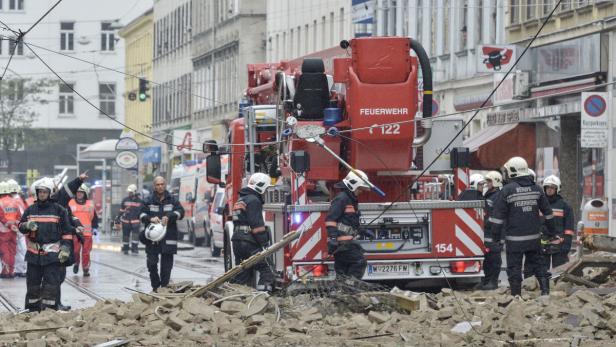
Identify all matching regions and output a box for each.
[543,175,561,193]
[469,174,485,190]
[145,223,166,242]
[484,171,503,188]
[529,169,536,182]
[127,184,137,194]
[6,179,19,193]
[343,170,371,192]
[77,184,90,197]
[0,182,9,195]
[503,156,529,179]
[247,172,271,195]
[34,177,55,193]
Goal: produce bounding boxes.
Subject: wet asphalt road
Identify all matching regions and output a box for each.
[0,235,224,313]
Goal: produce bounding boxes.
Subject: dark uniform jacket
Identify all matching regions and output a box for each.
[120,196,144,223]
[231,187,268,245]
[325,187,360,239]
[457,189,484,201]
[482,188,501,243]
[490,176,556,251]
[139,191,184,254]
[18,200,75,266]
[546,194,574,252]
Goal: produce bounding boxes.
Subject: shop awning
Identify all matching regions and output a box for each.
[463,123,536,170]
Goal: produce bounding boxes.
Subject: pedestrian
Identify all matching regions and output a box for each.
[68,184,99,277]
[7,180,27,278]
[0,182,15,278]
[230,172,274,291]
[18,177,75,311]
[489,157,556,296]
[120,184,143,254]
[477,170,503,290]
[326,170,370,280]
[457,173,485,201]
[139,176,184,292]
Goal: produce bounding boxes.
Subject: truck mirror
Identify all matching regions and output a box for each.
[206,154,222,184]
[203,140,218,154]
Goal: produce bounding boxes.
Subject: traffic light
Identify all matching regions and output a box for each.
[138,78,149,102]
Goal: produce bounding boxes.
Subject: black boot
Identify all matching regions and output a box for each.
[510,281,522,296]
[538,277,550,296]
[57,303,71,311]
[131,243,139,254]
[73,264,79,274]
[83,269,90,277]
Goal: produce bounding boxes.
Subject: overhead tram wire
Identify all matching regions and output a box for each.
[22,0,64,36]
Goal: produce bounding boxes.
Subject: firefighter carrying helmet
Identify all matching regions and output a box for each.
[543,175,561,193]
[77,184,90,196]
[469,174,485,190]
[247,172,271,195]
[145,223,166,242]
[484,171,503,188]
[343,169,371,192]
[503,156,529,179]
[127,184,137,194]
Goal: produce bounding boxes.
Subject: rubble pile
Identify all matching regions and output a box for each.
[2,280,616,347]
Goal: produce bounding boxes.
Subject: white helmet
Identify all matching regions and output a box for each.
[145,223,166,242]
[247,173,271,194]
[127,184,137,194]
[343,170,371,192]
[528,169,536,182]
[484,171,503,188]
[0,182,9,195]
[503,156,529,179]
[77,184,90,196]
[6,179,19,193]
[543,175,561,193]
[34,177,55,193]
[469,174,485,190]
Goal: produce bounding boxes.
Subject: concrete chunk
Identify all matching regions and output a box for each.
[220,301,247,315]
[367,311,390,324]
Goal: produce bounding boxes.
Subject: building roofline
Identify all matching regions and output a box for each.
[118,8,153,37]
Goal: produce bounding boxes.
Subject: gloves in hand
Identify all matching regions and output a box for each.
[76,226,85,234]
[58,248,70,263]
[25,221,38,232]
[76,233,84,244]
[327,238,338,255]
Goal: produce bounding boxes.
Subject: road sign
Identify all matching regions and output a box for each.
[115,151,138,169]
[116,137,139,151]
[581,92,609,148]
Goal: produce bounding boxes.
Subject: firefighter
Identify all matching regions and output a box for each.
[68,184,98,277]
[230,172,274,291]
[326,170,370,280]
[139,176,184,292]
[8,180,27,278]
[0,182,16,278]
[478,170,503,290]
[120,184,143,254]
[489,157,556,296]
[457,174,485,201]
[18,177,75,311]
[540,175,573,268]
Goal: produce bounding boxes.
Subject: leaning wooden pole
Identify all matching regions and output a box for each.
[188,230,301,298]
[583,235,616,253]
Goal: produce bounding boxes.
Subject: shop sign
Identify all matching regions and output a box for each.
[486,109,520,126]
[535,34,601,83]
[581,92,609,148]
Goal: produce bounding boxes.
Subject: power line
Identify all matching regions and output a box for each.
[23,0,64,36]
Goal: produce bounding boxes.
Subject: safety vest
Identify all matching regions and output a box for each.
[69,199,95,235]
[1,195,22,225]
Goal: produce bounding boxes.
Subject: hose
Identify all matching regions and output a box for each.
[409,38,432,120]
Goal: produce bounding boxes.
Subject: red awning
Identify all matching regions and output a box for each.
[463,123,536,170]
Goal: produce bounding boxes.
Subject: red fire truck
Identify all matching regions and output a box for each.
[205,37,484,287]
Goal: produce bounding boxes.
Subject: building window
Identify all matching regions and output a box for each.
[560,1,571,11]
[9,0,24,10]
[99,83,115,116]
[526,0,536,20]
[60,22,74,51]
[59,83,74,115]
[542,0,554,16]
[0,38,3,55]
[6,79,24,101]
[510,0,519,24]
[8,37,23,55]
[101,22,115,51]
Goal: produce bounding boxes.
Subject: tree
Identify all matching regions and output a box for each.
[0,77,53,174]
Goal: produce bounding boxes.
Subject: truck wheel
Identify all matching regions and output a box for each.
[223,230,232,272]
[211,231,221,257]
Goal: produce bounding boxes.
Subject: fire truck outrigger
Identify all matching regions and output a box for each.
[204,36,485,288]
